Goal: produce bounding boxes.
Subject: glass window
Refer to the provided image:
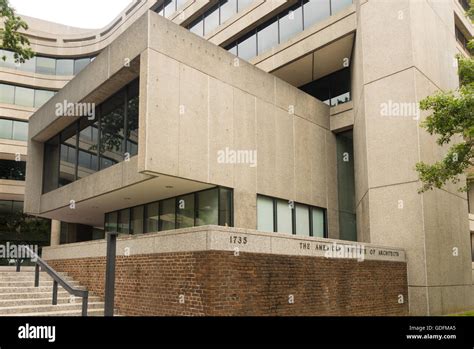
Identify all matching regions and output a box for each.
[59,123,78,186]
[0,84,15,104]
[204,5,220,35]
[74,58,90,75]
[196,189,218,226]
[176,194,194,228]
[145,202,159,233]
[77,118,99,180]
[257,19,278,55]
[189,17,204,36]
[18,56,36,73]
[312,207,325,238]
[56,59,74,76]
[100,89,125,169]
[12,200,23,213]
[0,50,17,70]
[12,121,28,141]
[276,199,292,234]
[0,119,13,139]
[36,57,56,75]
[126,80,139,157]
[159,198,176,231]
[220,0,237,23]
[105,212,118,232]
[0,160,26,180]
[279,5,303,44]
[15,86,35,107]
[176,0,187,9]
[257,196,274,232]
[228,45,237,56]
[34,89,54,108]
[131,206,144,234]
[219,187,233,226]
[237,32,257,60]
[295,204,310,236]
[331,0,352,15]
[237,0,253,11]
[43,135,60,193]
[118,208,130,234]
[164,0,176,17]
[0,200,12,214]
[303,0,331,28]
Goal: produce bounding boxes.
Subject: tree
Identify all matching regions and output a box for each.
[416,1,474,193]
[0,0,34,63]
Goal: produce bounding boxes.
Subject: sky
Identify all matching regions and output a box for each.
[9,0,134,29]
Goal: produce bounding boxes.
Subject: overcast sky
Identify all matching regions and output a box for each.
[10,0,133,29]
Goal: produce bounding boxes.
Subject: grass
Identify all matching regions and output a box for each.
[448,310,474,316]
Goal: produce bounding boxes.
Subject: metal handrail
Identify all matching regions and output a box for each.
[17,245,89,316]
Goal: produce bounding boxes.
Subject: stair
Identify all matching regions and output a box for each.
[0,267,105,316]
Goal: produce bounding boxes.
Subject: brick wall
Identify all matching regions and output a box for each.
[48,251,408,316]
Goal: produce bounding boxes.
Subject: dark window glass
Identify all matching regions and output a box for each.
[34,90,55,108]
[56,59,75,76]
[59,123,78,186]
[15,86,34,107]
[100,90,125,169]
[0,119,13,139]
[189,17,204,36]
[126,80,139,157]
[237,31,257,60]
[12,121,28,141]
[0,160,26,180]
[36,57,56,75]
[131,206,144,234]
[0,200,12,214]
[204,5,220,35]
[0,84,15,104]
[145,202,159,233]
[118,208,130,234]
[331,0,352,15]
[11,200,23,213]
[159,198,176,231]
[219,187,233,226]
[299,68,351,106]
[176,194,194,228]
[77,117,99,180]
[105,212,118,232]
[279,4,303,44]
[74,58,90,75]
[196,189,218,226]
[220,0,237,23]
[303,0,331,28]
[257,18,278,55]
[43,135,60,193]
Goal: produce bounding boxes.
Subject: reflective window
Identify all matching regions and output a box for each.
[43,135,60,193]
[164,0,176,17]
[0,119,13,139]
[279,5,303,44]
[59,123,78,186]
[257,19,278,55]
[299,68,351,107]
[15,86,34,107]
[196,188,218,226]
[237,0,253,11]
[118,208,130,234]
[276,199,292,234]
[74,58,91,75]
[105,212,118,232]
[12,121,28,141]
[100,90,125,169]
[34,89,55,108]
[219,187,233,226]
[77,118,99,180]
[126,80,139,157]
[331,0,353,15]
[0,84,14,104]
[0,160,26,180]
[145,202,159,233]
[295,204,310,236]
[36,57,56,75]
[18,56,36,73]
[312,207,325,238]
[131,206,144,234]
[257,196,274,232]
[56,59,75,76]
[204,5,220,35]
[159,198,176,231]
[237,32,257,60]
[303,0,330,28]
[176,194,194,228]
[220,0,237,23]
[189,18,204,36]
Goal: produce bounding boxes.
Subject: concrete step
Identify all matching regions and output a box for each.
[0,267,36,272]
[0,296,102,308]
[0,285,86,293]
[8,308,105,317]
[0,301,104,315]
[0,291,71,300]
[0,280,81,287]
[0,273,73,280]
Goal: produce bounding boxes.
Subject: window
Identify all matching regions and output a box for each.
[0,119,13,139]
[105,212,118,233]
[176,194,195,228]
[126,80,139,157]
[77,118,99,180]
[34,90,55,108]
[159,198,176,231]
[105,187,233,234]
[36,57,56,75]
[100,90,125,168]
[0,84,15,104]
[196,188,218,226]
[14,86,35,107]
[331,0,353,15]
[279,5,303,44]
[257,19,278,55]
[257,195,327,237]
[237,31,257,60]
[0,200,23,215]
[56,59,75,76]
[204,5,220,35]
[12,121,28,141]
[189,17,204,36]
[145,202,159,233]
[164,0,176,17]
[303,0,330,28]
[74,58,91,75]
[0,84,55,108]
[59,124,78,186]
[0,160,26,180]
[220,0,237,23]
[257,196,274,232]
[237,0,253,11]
[299,68,351,107]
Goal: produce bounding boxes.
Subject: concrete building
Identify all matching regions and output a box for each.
[3,0,471,315]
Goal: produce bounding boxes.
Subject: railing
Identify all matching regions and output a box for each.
[16,245,89,316]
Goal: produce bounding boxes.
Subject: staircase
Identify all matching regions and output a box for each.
[0,266,105,316]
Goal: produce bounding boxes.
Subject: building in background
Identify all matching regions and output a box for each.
[5,0,472,315]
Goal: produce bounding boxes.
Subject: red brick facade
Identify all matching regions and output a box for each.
[48,251,408,316]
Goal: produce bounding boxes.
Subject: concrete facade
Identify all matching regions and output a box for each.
[4,0,471,315]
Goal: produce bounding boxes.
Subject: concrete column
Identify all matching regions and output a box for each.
[50,220,61,246]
